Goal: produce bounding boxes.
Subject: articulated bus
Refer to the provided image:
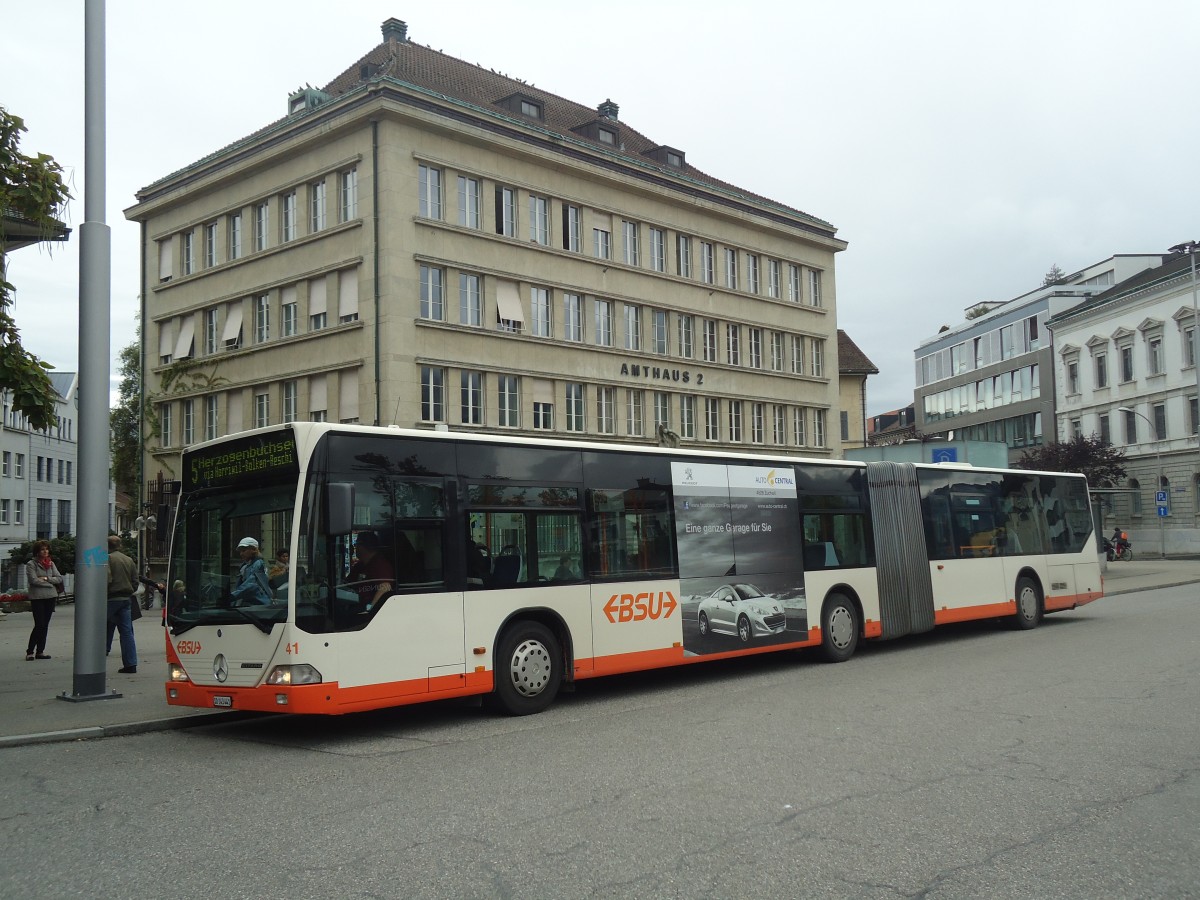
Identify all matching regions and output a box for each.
[163,423,1102,716]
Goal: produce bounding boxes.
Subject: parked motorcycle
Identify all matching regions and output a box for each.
[1104,528,1133,562]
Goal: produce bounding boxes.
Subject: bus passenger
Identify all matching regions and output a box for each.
[553,554,577,581]
[230,537,272,605]
[348,531,394,609]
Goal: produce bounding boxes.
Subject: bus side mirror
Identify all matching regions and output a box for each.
[324,482,354,536]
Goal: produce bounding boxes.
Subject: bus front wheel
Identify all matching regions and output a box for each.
[1013,577,1042,630]
[820,594,859,663]
[491,621,562,716]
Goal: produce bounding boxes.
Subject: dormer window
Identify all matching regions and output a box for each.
[644,145,686,168]
[497,93,544,121]
[598,128,616,145]
[519,99,542,119]
[667,151,683,167]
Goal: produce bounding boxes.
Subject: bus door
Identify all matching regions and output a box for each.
[941,492,1007,616]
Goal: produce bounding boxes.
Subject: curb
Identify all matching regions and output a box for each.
[1103,579,1199,598]
[0,709,265,749]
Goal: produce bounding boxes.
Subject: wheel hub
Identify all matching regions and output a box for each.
[510,639,552,697]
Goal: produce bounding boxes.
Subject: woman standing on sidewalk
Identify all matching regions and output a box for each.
[24,540,63,661]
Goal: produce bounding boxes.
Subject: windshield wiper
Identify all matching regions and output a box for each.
[168,606,276,636]
[224,605,276,635]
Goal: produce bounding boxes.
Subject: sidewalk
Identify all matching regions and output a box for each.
[1,558,1197,748]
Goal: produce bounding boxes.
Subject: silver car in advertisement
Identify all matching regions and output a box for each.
[696,583,787,643]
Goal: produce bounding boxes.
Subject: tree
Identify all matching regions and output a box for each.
[7,536,76,574]
[0,108,71,432]
[1015,434,1127,487]
[110,335,143,499]
[1042,264,1066,286]
[965,305,991,320]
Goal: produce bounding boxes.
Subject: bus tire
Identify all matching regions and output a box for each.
[492,621,561,716]
[820,593,859,663]
[1013,577,1042,630]
[737,614,752,643]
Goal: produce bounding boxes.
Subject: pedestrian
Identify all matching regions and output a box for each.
[230,537,272,605]
[106,535,139,674]
[24,540,63,660]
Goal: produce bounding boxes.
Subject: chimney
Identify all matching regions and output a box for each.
[597,99,619,121]
[382,18,408,43]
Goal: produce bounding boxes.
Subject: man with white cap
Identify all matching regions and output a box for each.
[230,536,272,605]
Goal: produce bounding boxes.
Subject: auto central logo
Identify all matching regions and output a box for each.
[213,654,229,683]
[754,469,795,487]
[603,590,678,623]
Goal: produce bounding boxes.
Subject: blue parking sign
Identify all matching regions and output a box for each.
[1155,490,1168,504]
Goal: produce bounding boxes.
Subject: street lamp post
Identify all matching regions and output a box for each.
[1117,405,1165,558]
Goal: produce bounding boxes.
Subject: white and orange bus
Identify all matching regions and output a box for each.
[163,423,1102,716]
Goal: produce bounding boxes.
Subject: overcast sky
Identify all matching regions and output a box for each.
[3,0,1198,415]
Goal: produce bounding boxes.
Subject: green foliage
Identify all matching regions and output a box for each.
[1042,264,1067,286]
[964,304,991,320]
[1015,434,1127,488]
[0,107,72,432]
[7,535,76,574]
[110,335,148,497]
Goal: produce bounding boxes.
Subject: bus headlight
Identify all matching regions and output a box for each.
[168,663,190,683]
[266,664,323,685]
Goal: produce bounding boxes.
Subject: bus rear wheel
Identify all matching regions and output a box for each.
[820,593,859,663]
[491,621,562,716]
[1013,576,1042,630]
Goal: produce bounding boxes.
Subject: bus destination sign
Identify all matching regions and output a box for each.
[186,432,299,491]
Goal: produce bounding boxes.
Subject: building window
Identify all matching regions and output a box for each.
[254,202,269,251]
[622,220,639,266]
[626,389,645,436]
[1153,402,1167,440]
[421,367,445,422]
[624,304,642,351]
[420,265,445,320]
[704,398,720,442]
[703,320,718,363]
[37,498,51,540]
[530,287,552,338]
[1070,418,1082,440]
[303,185,323,239]
[726,324,741,366]
[593,226,611,260]
[598,128,616,145]
[1191,395,1199,436]
[228,212,241,261]
[183,399,195,445]
[813,409,827,447]
[768,260,781,299]
[729,400,743,442]
[498,376,520,428]
[677,234,692,278]
[773,405,786,444]
[281,191,297,242]
[460,274,482,326]
[203,222,217,267]
[1120,343,1134,382]
[1094,352,1108,389]
[529,195,550,245]
[701,242,715,284]
[458,176,481,229]
[340,167,358,221]
[1,451,9,476]
[595,299,613,347]
[597,387,615,435]
[653,392,670,431]
[652,309,668,355]
[255,294,270,342]
[793,407,806,446]
[1128,478,1143,516]
[204,395,219,440]
[1067,360,1079,394]
[496,186,516,237]
[533,401,553,431]
[681,395,696,439]
[809,269,823,307]
[564,293,583,342]
[771,332,784,371]
[419,164,443,219]
[1148,336,1163,375]
[1184,324,1197,368]
[747,255,760,294]
[566,383,585,432]
[678,315,694,359]
[811,338,825,377]
[254,391,270,429]
[1123,408,1137,443]
[724,248,738,289]
[748,328,763,369]
[563,205,582,252]
[1,500,8,525]
[310,310,327,331]
[281,300,297,337]
[650,227,665,272]
[752,403,765,444]
[203,308,218,355]
[160,403,173,448]
[181,231,194,275]
[461,371,483,425]
[788,264,801,302]
[282,381,297,424]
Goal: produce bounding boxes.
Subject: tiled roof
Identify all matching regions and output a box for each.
[837,330,878,375]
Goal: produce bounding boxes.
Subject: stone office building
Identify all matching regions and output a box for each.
[126,19,846,505]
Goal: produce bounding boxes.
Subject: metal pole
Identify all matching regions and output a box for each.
[1190,247,1199,444]
[62,0,120,702]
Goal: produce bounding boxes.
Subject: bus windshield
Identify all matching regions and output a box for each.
[167,481,295,635]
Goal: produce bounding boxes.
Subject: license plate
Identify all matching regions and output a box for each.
[212,695,233,708]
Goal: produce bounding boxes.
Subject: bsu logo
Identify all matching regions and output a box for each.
[603,591,678,624]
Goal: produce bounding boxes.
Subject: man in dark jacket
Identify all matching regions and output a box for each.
[106,535,139,674]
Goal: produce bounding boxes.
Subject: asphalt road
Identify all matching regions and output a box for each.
[4,584,1197,899]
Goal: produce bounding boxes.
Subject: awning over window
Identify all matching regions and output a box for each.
[338,268,359,320]
[173,316,195,360]
[309,374,327,412]
[222,301,243,344]
[226,390,243,432]
[339,369,358,421]
[532,379,554,404]
[308,278,326,315]
[495,280,524,325]
[158,319,175,358]
[158,239,173,280]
